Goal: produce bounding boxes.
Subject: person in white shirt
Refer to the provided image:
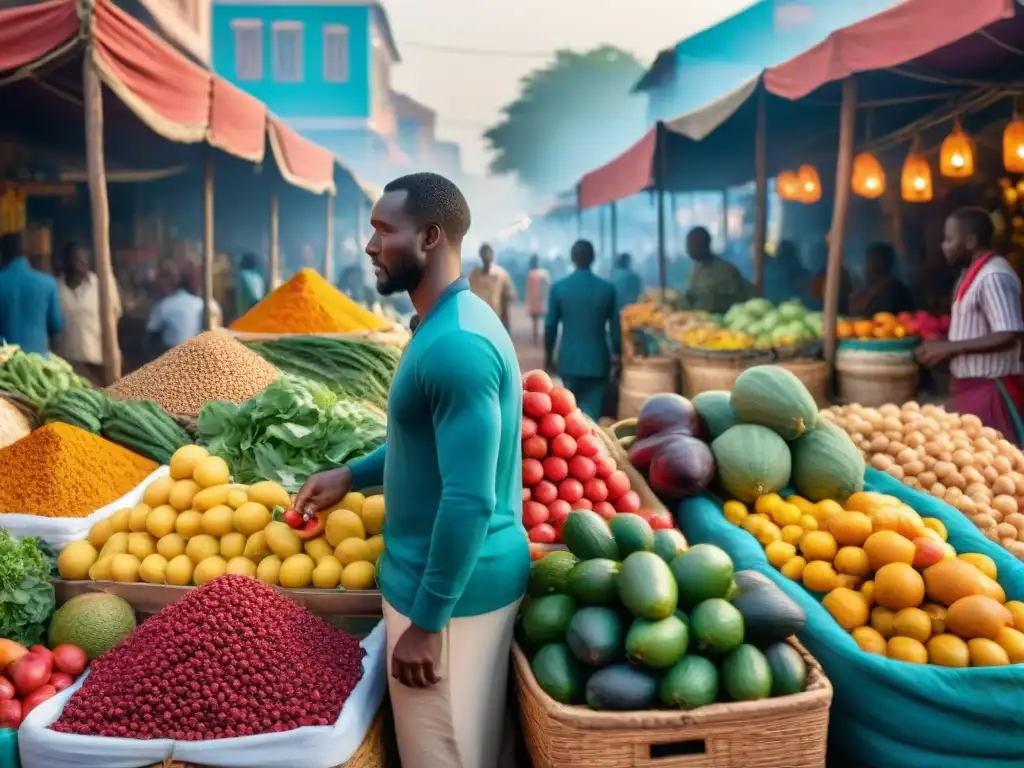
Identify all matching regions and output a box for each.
[468,243,515,330]
[56,243,121,385]
[146,272,221,355]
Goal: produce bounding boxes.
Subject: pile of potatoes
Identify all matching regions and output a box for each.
[822,402,1024,560]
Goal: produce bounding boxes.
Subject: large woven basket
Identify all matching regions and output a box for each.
[836,358,918,408]
[513,638,832,768]
[679,354,829,405]
[618,357,680,420]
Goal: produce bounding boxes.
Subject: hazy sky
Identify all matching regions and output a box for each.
[386,0,758,176]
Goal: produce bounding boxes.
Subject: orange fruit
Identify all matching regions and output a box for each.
[1005,600,1024,631]
[800,531,838,562]
[863,530,915,571]
[765,541,797,569]
[871,606,896,638]
[754,493,785,517]
[781,525,805,546]
[892,607,932,643]
[945,595,1013,639]
[844,491,891,515]
[995,626,1024,663]
[922,517,948,541]
[923,559,988,606]
[921,603,947,635]
[828,512,874,547]
[851,626,887,655]
[802,560,840,593]
[873,311,897,327]
[836,320,854,339]
[780,555,807,582]
[823,587,870,631]
[814,500,845,522]
[887,636,928,664]
[786,495,817,516]
[968,638,1010,667]
[958,551,998,580]
[853,320,876,339]
[927,634,969,667]
[873,562,925,610]
[861,579,875,606]
[834,546,871,577]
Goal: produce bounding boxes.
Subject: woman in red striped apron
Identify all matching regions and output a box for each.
[915,207,1024,444]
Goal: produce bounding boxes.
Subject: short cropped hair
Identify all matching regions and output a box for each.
[571,239,595,268]
[383,172,471,243]
[950,206,995,248]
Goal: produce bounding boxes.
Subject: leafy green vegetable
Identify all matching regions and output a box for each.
[197,375,386,491]
[0,529,56,645]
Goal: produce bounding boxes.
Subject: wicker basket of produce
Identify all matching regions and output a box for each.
[617,357,680,420]
[834,347,918,407]
[678,353,828,405]
[513,637,831,768]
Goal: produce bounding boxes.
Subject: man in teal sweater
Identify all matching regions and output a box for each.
[295,172,529,768]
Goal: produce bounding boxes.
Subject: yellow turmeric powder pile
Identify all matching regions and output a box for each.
[230,268,385,334]
[0,423,157,517]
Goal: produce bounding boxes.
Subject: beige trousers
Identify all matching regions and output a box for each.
[383,600,519,768]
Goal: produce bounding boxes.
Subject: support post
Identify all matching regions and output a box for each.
[822,77,858,366]
[721,189,729,251]
[598,205,607,264]
[269,193,280,288]
[202,154,215,330]
[324,194,335,282]
[83,44,121,383]
[610,202,618,260]
[753,86,767,296]
[657,186,667,299]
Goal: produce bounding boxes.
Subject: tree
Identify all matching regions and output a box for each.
[484,46,646,198]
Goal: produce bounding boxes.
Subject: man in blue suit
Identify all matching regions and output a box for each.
[545,239,620,420]
[0,231,63,355]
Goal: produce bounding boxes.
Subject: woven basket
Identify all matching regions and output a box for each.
[617,357,680,420]
[513,638,832,768]
[679,355,828,405]
[151,707,391,768]
[836,359,919,408]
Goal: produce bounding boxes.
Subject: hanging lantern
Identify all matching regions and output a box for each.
[851,152,886,199]
[777,171,802,201]
[940,120,974,178]
[797,164,822,204]
[901,151,933,203]
[1004,118,1024,173]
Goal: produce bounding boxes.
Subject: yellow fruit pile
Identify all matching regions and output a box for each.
[679,323,754,351]
[56,445,386,591]
[724,490,1024,667]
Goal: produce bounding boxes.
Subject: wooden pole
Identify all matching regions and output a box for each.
[598,205,607,264]
[657,186,666,299]
[721,189,729,251]
[83,44,121,383]
[610,201,618,259]
[822,76,858,366]
[324,194,335,282]
[269,193,280,288]
[753,86,767,297]
[202,154,215,330]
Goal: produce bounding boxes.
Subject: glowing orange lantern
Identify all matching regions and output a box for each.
[940,120,974,178]
[901,152,932,203]
[797,164,822,204]
[1004,119,1024,173]
[851,151,886,199]
[777,171,802,201]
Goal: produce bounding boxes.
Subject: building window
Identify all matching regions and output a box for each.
[323,25,350,82]
[231,19,262,81]
[272,21,303,82]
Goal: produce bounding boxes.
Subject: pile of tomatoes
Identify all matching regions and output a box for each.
[0,639,88,729]
[520,370,670,544]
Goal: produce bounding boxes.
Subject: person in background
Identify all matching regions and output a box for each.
[294,173,528,768]
[146,268,220,356]
[763,240,809,304]
[610,252,642,315]
[545,239,620,420]
[851,242,915,317]
[916,207,1024,443]
[525,254,551,344]
[469,243,516,330]
[55,242,121,385]
[682,226,753,314]
[235,252,266,318]
[0,230,63,355]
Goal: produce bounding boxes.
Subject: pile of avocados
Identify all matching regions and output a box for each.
[518,509,810,711]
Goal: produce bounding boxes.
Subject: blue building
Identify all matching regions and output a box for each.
[211,0,419,183]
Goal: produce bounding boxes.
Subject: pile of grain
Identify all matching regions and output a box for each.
[107,331,278,417]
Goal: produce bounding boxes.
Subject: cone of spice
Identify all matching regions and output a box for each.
[230,268,385,334]
[107,330,278,417]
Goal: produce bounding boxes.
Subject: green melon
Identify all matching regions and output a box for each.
[48,593,137,660]
[711,425,792,502]
[729,365,818,440]
[691,390,736,439]
[791,420,865,503]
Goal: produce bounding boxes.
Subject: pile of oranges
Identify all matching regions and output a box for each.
[723,491,1024,667]
[836,312,911,341]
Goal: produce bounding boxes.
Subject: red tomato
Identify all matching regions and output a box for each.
[542,456,568,483]
[615,490,641,514]
[573,498,593,511]
[538,413,566,439]
[632,507,654,524]
[522,417,538,441]
[568,455,597,482]
[549,433,578,460]
[528,524,558,544]
[522,435,548,460]
[522,458,544,487]
[592,501,617,521]
[48,672,74,692]
[522,500,550,528]
[594,455,617,478]
[547,499,572,525]
[605,470,631,500]
[0,699,21,729]
[532,480,558,505]
[576,434,603,458]
[584,477,609,503]
[28,646,52,664]
[523,370,553,394]
[522,487,531,503]
[549,386,577,416]
[558,478,584,504]
[523,391,552,420]
[649,512,676,530]
[564,410,591,439]
[9,652,51,697]
[22,684,56,719]
[0,675,13,700]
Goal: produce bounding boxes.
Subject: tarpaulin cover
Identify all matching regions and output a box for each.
[210,77,267,163]
[269,117,341,196]
[0,0,78,71]
[677,469,1024,768]
[578,128,657,210]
